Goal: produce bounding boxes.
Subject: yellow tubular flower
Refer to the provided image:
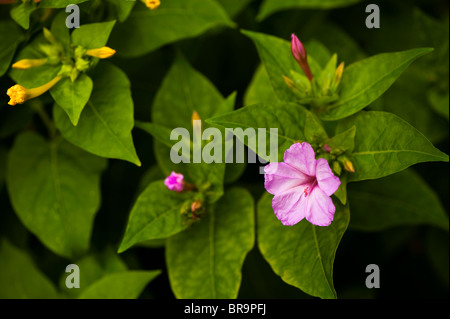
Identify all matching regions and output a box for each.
[85,47,116,59]
[143,0,161,10]
[7,75,62,106]
[12,58,48,70]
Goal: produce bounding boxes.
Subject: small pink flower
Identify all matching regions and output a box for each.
[164,171,184,192]
[291,34,313,81]
[264,142,340,226]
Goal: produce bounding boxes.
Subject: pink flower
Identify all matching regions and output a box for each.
[264,142,341,226]
[164,171,184,192]
[291,34,313,81]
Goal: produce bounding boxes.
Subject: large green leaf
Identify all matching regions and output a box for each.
[0,239,60,299]
[207,102,328,162]
[71,20,116,49]
[50,74,93,126]
[244,64,279,106]
[166,187,254,298]
[257,0,362,21]
[54,62,141,166]
[78,270,161,299]
[118,181,197,253]
[319,48,433,120]
[336,111,449,182]
[6,132,107,259]
[348,169,449,231]
[0,21,23,77]
[109,0,234,57]
[257,192,349,299]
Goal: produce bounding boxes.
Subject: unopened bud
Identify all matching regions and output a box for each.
[191,200,202,213]
[291,34,313,81]
[342,158,355,173]
[12,58,48,70]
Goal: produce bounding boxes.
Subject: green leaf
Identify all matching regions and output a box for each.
[51,74,93,126]
[257,192,349,299]
[0,21,23,77]
[216,0,253,18]
[336,111,449,182]
[244,64,279,106]
[0,239,60,299]
[6,132,107,259]
[40,0,89,8]
[78,270,161,299]
[166,187,254,298]
[348,169,449,231]
[257,0,362,21]
[50,10,71,51]
[104,0,136,22]
[53,62,141,166]
[118,181,197,253]
[319,48,433,121]
[207,102,328,162]
[109,0,235,57]
[71,20,116,49]
[241,30,301,102]
[10,1,35,29]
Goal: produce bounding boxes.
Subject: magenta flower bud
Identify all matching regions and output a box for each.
[164,171,184,192]
[291,34,313,81]
[323,144,332,153]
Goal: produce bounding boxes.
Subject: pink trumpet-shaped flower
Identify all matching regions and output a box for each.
[264,142,341,226]
[164,171,184,192]
[291,34,313,81]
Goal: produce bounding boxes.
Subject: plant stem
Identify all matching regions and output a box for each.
[31,102,57,139]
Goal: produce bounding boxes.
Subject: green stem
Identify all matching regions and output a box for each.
[31,102,57,139]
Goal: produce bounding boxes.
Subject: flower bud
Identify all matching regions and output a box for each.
[85,47,116,59]
[291,34,313,81]
[342,158,355,173]
[12,58,48,70]
[164,171,184,192]
[190,200,202,213]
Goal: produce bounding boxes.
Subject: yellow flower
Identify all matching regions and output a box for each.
[7,75,62,106]
[85,47,116,59]
[142,0,161,10]
[12,58,48,70]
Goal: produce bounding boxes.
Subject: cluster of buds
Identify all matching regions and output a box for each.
[284,34,345,107]
[7,28,116,106]
[318,144,355,176]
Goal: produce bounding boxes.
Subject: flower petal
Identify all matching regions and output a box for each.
[272,185,309,226]
[316,158,341,196]
[283,142,316,176]
[305,186,336,226]
[264,162,314,195]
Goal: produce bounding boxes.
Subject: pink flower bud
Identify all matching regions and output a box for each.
[164,171,184,192]
[291,34,313,81]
